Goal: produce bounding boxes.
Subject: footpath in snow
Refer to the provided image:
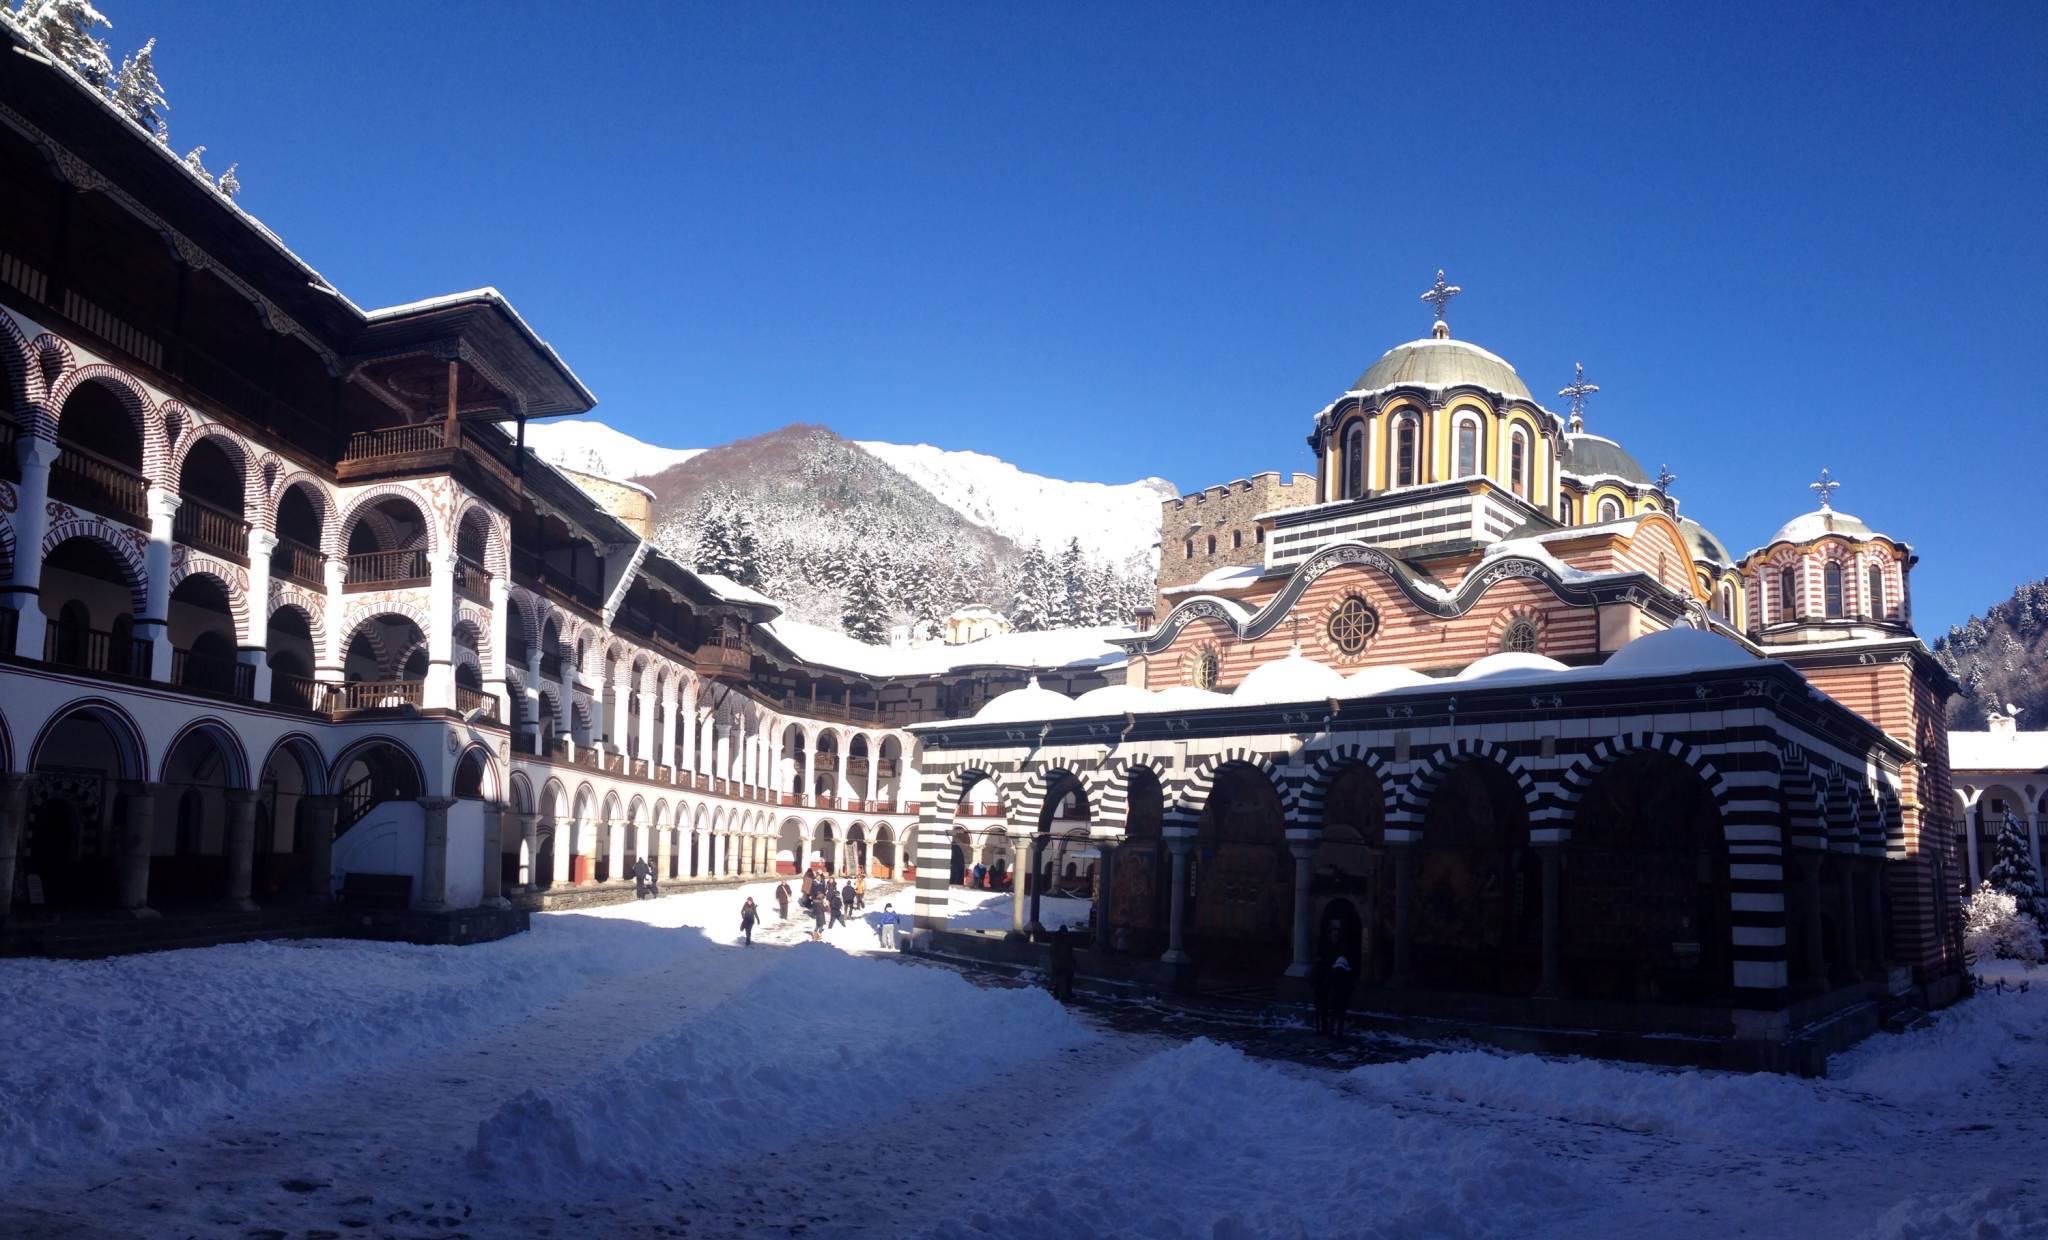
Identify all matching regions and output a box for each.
[1,882,2045,1238]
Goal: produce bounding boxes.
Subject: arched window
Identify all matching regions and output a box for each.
[1824,562,1844,619]
[1341,420,1365,499]
[1779,567,1798,621]
[1509,428,1530,498]
[1867,564,1884,619]
[1716,582,1736,621]
[1559,494,1575,525]
[1193,648,1219,690]
[1455,417,1480,478]
[1597,496,1622,522]
[1206,535,1216,555]
[1394,414,1419,488]
[1184,539,1194,560]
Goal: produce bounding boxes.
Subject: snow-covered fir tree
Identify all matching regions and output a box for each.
[109,34,166,140]
[1052,538,1088,628]
[12,0,114,88]
[1986,807,2047,953]
[1963,881,2045,965]
[1008,544,1057,632]
[840,560,890,645]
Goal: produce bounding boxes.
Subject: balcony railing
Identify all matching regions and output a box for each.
[692,643,750,678]
[454,557,492,604]
[43,623,151,678]
[345,547,430,588]
[327,679,422,712]
[171,646,254,699]
[345,423,444,461]
[172,496,250,564]
[272,536,325,588]
[50,441,147,527]
[455,683,500,721]
[272,672,320,711]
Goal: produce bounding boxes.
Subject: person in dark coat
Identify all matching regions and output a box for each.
[810,892,827,939]
[972,861,986,890]
[1048,927,1078,1003]
[775,881,792,920]
[841,879,857,916]
[826,883,847,929]
[642,856,659,900]
[740,896,760,945]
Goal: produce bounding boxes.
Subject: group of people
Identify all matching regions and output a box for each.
[631,856,659,900]
[745,872,898,949]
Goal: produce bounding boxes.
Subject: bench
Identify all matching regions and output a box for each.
[338,872,412,910]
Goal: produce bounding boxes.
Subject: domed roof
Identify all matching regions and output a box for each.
[1351,338,1533,402]
[1455,651,1570,681]
[1337,665,1434,696]
[1071,684,1153,715]
[1678,516,1735,567]
[1231,650,1348,706]
[1765,508,1879,548]
[1602,627,1757,674]
[972,677,1074,723]
[1148,685,1229,712]
[1560,433,1652,486]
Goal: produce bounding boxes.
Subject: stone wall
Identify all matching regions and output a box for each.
[1156,471,1317,593]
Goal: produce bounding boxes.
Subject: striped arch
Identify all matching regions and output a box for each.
[452,742,502,801]
[1018,763,1093,826]
[267,581,328,651]
[451,497,509,575]
[505,586,544,654]
[538,685,564,736]
[1822,767,1861,851]
[339,598,433,648]
[1552,732,1729,830]
[0,312,43,421]
[454,604,493,664]
[1289,742,1398,823]
[165,415,260,514]
[42,516,149,613]
[0,501,17,579]
[538,776,568,819]
[167,553,252,638]
[335,484,443,558]
[926,766,1014,825]
[1173,747,1284,826]
[1091,751,1171,824]
[508,769,535,814]
[1876,784,1906,859]
[627,794,648,824]
[1398,738,1540,824]
[269,470,336,545]
[43,364,163,476]
[504,667,530,725]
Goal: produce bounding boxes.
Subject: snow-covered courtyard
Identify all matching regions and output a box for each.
[3,886,2044,1238]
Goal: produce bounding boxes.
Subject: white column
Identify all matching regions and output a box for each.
[525,650,544,753]
[243,528,276,701]
[486,577,511,722]
[637,680,657,763]
[5,438,54,656]
[1284,836,1316,978]
[1162,831,1194,964]
[423,550,456,709]
[320,556,347,689]
[865,737,880,806]
[611,668,632,759]
[140,487,178,680]
[661,692,680,776]
[803,738,817,807]
[679,690,697,775]
[586,671,606,756]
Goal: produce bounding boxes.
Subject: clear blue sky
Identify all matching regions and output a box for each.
[114,1,2045,637]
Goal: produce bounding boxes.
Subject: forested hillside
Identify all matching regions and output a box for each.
[1934,576,2048,729]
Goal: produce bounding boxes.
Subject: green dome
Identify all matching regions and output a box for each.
[1678,516,1735,567]
[1351,338,1534,402]
[1560,433,1652,486]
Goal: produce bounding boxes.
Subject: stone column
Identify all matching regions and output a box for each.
[0,773,31,925]
[679,695,697,776]
[865,738,880,806]
[661,693,680,775]
[243,529,276,702]
[304,795,339,903]
[1092,838,1119,951]
[481,801,509,908]
[1536,844,1562,997]
[1010,833,1032,935]
[803,740,817,807]
[1834,859,1859,982]
[6,438,55,657]
[1284,836,1317,979]
[1389,842,1413,988]
[423,552,456,710]
[417,796,456,910]
[519,810,539,890]
[524,651,545,753]
[1869,862,1890,965]
[612,669,632,762]
[117,781,158,917]
[139,488,178,681]
[1965,800,1982,888]
[319,557,347,695]
[1798,853,1825,985]
[223,788,260,911]
[1161,832,1194,964]
[485,576,511,723]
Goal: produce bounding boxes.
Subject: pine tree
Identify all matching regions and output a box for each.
[691,502,736,578]
[1051,537,1088,629]
[840,559,889,645]
[1008,544,1055,632]
[109,35,167,140]
[1986,807,2047,948]
[14,0,113,88]
[725,506,762,588]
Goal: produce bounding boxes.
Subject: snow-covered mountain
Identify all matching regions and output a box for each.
[522,420,704,480]
[856,440,1173,571]
[526,418,1172,573]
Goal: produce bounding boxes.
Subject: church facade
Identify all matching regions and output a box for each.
[910,280,1964,1060]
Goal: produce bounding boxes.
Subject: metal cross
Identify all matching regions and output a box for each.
[1420,269,1461,322]
[1558,362,1599,423]
[1810,468,1840,510]
[1656,464,1677,492]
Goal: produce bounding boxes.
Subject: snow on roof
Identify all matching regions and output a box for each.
[975,678,1078,723]
[1233,649,1349,706]
[1950,730,2048,774]
[695,574,780,609]
[1161,564,1267,596]
[362,287,594,405]
[765,619,1131,680]
[1747,508,1895,557]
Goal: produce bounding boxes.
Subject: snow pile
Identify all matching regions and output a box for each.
[1347,1050,1877,1147]
[922,1038,1591,1240]
[0,924,700,1190]
[468,941,1089,1192]
[1829,962,2047,1106]
[1867,1185,2048,1239]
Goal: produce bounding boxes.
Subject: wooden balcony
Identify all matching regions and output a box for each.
[50,441,147,527]
[454,557,493,605]
[171,646,255,699]
[338,423,520,496]
[43,623,151,679]
[272,536,326,589]
[455,683,500,721]
[326,679,422,712]
[692,642,751,679]
[172,496,249,565]
[345,548,430,590]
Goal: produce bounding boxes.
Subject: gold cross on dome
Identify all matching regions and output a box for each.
[1809,468,1840,510]
[1558,362,1599,422]
[1420,269,1461,323]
